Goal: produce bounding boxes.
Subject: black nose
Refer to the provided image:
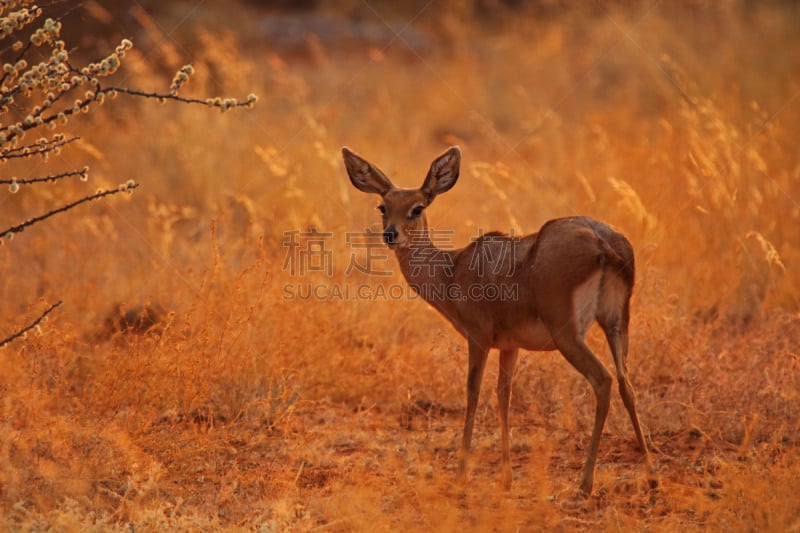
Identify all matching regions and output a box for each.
[383,224,398,245]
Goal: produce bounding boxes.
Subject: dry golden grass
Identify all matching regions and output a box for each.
[2,1,799,530]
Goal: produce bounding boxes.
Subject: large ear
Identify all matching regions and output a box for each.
[420,146,460,203]
[342,147,394,195]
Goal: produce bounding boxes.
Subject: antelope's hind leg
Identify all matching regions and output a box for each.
[599,306,657,488]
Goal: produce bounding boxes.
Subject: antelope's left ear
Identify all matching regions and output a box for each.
[342,147,395,196]
[421,146,460,203]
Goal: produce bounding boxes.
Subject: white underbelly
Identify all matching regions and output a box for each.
[491,269,603,351]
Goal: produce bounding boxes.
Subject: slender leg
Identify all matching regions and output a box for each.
[497,348,518,490]
[459,338,489,477]
[552,331,612,496]
[602,313,655,485]
[603,326,648,453]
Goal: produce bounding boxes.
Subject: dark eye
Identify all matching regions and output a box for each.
[377,204,386,216]
[409,205,424,219]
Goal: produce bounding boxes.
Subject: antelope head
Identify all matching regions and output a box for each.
[342,146,461,249]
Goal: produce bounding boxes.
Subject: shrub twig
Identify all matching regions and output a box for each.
[0,166,86,186]
[0,135,79,160]
[1,182,138,238]
[0,2,255,347]
[0,300,62,348]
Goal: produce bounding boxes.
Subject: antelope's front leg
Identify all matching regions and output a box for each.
[459,339,489,477]
[497,348,518,490]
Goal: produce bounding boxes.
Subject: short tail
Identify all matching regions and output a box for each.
[598,237,635,287]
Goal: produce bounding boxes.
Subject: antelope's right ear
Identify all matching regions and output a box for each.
[342,147,394,196]
[420,146,460,203]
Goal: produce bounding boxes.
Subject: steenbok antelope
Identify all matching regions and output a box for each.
[342,145,653,495]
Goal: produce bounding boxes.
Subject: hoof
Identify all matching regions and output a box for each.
[558,491,591,512]
[456,460,468,484]
[501,472,512,492]
[645,459,659,490]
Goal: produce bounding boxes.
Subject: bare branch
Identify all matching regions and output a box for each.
[0,167,87,186]
[1,86,256,145]
[1,183,139,237]
[0,135,80,160]
[0,300,62,348]
[103,86,256,110]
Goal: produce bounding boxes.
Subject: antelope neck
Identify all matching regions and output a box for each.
[393,226,456,288]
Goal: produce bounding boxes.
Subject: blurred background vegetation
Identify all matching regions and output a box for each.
[18,0,795,317]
